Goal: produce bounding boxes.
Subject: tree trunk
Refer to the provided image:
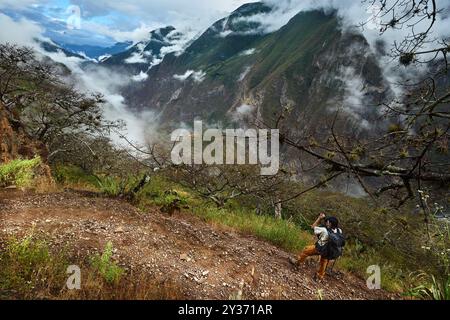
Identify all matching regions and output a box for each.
[274,199,282,219]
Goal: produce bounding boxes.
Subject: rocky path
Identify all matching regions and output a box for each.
[0,189,395,300]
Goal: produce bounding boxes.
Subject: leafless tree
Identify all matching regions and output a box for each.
[164,163,292,209]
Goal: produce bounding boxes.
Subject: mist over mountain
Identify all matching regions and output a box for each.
[101,26,187,72]
[59,41,133,60]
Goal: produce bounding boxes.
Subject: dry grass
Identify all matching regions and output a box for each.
[0,235,185,300]
[61,273,185,300]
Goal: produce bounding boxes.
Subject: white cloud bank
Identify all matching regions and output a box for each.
[173,70,206,83]
[334,66,371,129]
[240,48,256,56]
[125,51,147,64]
[132,71,149,82]
[0,13,44,47]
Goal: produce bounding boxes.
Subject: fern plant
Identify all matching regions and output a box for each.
[91,242,124,284]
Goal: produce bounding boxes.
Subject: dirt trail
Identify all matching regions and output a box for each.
[0,189,395,300]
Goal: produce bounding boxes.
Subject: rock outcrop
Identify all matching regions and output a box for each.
[0,102,47,163]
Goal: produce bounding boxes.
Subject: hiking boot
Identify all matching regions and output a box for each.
[313,273,324,283]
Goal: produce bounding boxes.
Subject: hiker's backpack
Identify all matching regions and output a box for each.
[316,229,346,260]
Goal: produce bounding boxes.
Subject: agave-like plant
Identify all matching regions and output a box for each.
[407,273,450,300]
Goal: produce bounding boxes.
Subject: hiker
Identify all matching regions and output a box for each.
[293,213,345,280]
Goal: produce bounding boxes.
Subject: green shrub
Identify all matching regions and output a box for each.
[134,175,195,209]
[94,175,128,197]
[0,235,67,298]
[333,238,415,292]
[53,165,145,198]
[0,156,43,187]
[90,242,124,284]
[53,165,98,187]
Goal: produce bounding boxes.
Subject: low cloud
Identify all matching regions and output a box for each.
[125,51,147,64]
[4,0,450,144]
[159,28,200,57]
[240,48,256,56]
[232,103,256,121]
[0,13,44,47]
[67,0,250,35]
[333,66,371,129]
[132,71,149,82]
[173,69,206,83]
[45,51,155,143]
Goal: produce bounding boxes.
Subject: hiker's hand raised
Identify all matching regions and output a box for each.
[319,213,326,219]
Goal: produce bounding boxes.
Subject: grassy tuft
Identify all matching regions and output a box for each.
[406,273,450,300]
[193,205,309,253]
[53,165,100,191]
[0,156,44,188]
[0,235,67,299]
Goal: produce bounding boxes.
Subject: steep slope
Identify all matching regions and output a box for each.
[124,4,388,131]
[178,2,272,69]
[0,189,397,300]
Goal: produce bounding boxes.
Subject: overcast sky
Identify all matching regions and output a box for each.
[0,0,253,44]
[1,0,449,46]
